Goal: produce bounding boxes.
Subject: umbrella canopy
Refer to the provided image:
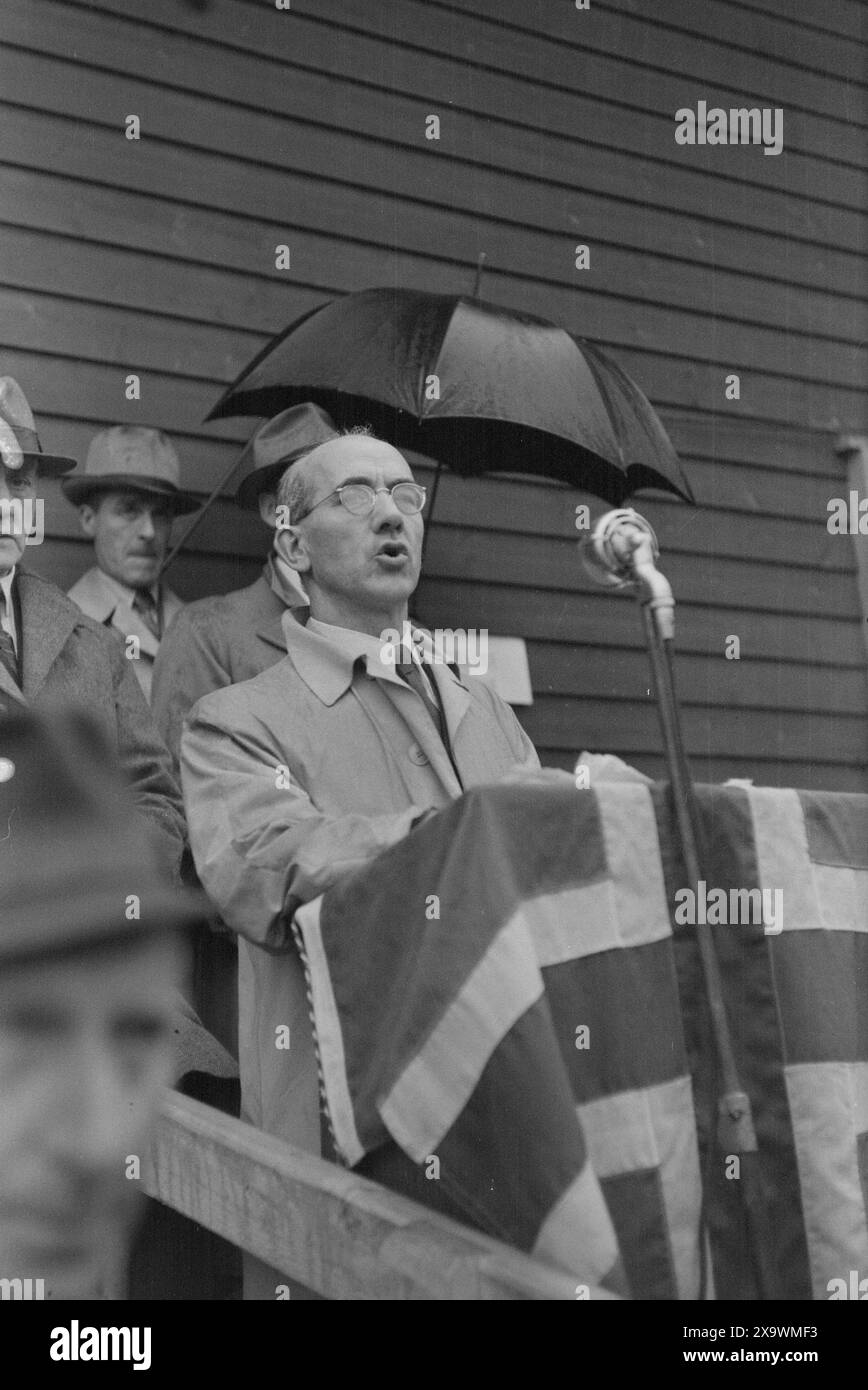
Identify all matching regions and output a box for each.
[208,289,693,506]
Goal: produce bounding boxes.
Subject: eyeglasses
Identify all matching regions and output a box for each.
[297,481,427,521]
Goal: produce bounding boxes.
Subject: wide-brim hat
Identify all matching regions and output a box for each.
[0,376,76,477]
[234,402,340,510]
[61,425,199,513]
[0,706,205,962]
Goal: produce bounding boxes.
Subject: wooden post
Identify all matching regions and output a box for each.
[142,1092,621,1301]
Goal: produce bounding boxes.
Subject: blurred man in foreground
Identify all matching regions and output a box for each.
[0,708,200,1299]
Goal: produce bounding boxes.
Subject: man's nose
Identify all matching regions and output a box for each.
[371,491,406,528]
[137,510,156,539]
[50,1047,133,1172]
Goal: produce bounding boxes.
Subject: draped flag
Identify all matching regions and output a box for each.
[292,781,868,1300]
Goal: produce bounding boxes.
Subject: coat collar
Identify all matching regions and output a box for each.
[255,559,308,653]
[0,569,24,706]
[280,610,472,737]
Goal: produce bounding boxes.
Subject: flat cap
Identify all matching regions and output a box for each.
[0,706,203,962]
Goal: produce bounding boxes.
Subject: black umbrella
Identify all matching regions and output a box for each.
[161,287,693,576]
[207,288,693,506]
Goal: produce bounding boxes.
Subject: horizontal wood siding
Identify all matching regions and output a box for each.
[1,0,865,788]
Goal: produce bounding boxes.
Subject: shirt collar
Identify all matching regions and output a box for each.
[306,616,401,677]
[96,569,158,608]
[0,567,15,611]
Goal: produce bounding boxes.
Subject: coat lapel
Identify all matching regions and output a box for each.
[0,651,25,705]
[430,663,472,747]
[112,599,160,660]
[16,571,78,700]
[68,567,171,659]
[162,586,185,632]
[351,676,463,798]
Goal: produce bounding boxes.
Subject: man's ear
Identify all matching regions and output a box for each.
[273,523,311,575]
[257,491,277,528]
[77,502,98,539]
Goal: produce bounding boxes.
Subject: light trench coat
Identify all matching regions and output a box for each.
[181,612,539,1152]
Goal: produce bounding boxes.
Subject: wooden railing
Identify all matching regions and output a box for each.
[142,1092,621,1301]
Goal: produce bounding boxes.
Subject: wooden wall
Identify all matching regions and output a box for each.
[2,0,866,788]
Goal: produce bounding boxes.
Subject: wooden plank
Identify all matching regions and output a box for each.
[526,642,868,716]
[3,270,862,407]
[7,0,865,181]
[421,531,858,618]
[417,580,867,667]
[5,159,864,308]
[0,284,259,387]
[1,67,863,253]
[664,416,850,477]
[141,1091,614,1300]
[518,696,868,763]
[601,0,868,82]
[419,472,851,561]
[719,0,866,43]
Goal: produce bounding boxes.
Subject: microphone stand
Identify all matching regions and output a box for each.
[583,511,780,1301]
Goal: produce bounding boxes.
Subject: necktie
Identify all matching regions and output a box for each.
[0,597,19,688]
[396,659,464,790]
[132,588,162,640]
[396,659,442,733]
[397,656,467,789]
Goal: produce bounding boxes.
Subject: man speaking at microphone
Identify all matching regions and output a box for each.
[180,428,540,1159]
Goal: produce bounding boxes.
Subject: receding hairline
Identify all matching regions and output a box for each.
[298,432,409,479]
[276,430,411,522]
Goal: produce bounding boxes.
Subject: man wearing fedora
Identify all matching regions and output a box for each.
[152,402,336,768]
[64,426,198,701]
[0,378,185,875]
[0,707,197,1300]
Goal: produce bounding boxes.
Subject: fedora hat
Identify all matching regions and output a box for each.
[0,377,76,476]
[0,706,204,962]
[61,426,199,513]
[233,402,340,510]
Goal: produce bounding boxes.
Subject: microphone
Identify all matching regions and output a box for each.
[581,508,675,639]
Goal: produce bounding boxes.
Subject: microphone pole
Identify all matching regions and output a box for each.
[582,510,780,1301]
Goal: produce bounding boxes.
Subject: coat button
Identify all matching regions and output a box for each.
[408,743,429,766]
